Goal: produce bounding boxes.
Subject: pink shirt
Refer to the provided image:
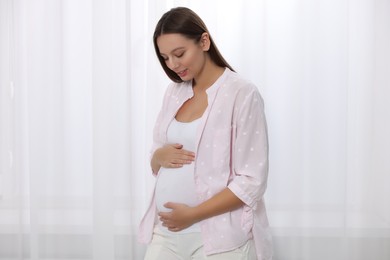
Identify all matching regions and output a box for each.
[139,68,273,259]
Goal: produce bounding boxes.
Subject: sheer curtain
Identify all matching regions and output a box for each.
[0,0,389,259]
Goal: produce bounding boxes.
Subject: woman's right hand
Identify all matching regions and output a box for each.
[151,143,195,173]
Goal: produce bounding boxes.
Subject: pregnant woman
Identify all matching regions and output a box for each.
[139,7,273,260]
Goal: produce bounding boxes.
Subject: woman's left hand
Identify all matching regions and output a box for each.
[158,202,198,232]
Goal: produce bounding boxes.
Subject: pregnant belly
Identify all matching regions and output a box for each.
[155,166,198,213]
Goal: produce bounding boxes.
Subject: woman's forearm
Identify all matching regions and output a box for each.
[158,186,245,231]
[192,188,244,222]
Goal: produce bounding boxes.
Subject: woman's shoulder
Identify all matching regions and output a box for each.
[224,69,260,94]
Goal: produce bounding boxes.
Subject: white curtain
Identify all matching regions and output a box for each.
[0,0,389,259]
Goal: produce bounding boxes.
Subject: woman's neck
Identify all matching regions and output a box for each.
[192,59,225,91]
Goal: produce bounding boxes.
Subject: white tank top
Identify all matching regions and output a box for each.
[155,117,201,233]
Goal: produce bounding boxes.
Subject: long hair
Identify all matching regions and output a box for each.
[153,7,234,83]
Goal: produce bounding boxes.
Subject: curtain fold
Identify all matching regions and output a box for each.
[0,0,389,259]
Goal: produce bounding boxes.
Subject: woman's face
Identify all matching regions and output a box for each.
[157,33,209,82]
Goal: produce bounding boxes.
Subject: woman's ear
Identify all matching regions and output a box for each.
[200,32,211,51]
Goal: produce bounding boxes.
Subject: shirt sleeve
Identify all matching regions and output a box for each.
[227,85,269,209]
[149,83,174,176]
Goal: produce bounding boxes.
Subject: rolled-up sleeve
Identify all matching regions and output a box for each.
[228,86,269,209]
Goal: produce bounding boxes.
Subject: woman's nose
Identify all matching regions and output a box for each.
[168,58,179,70]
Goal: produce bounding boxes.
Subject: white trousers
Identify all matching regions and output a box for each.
[144,227,257,260]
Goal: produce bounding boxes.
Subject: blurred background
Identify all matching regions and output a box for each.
[0,0,389,259]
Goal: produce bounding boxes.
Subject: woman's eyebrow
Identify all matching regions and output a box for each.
[160,47,185,55]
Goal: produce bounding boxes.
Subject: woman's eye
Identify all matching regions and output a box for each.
[176,52,184,58]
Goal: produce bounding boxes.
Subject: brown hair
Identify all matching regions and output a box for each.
[153,7,234,83]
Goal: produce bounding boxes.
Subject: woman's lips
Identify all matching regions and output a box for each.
[177,69,188,77]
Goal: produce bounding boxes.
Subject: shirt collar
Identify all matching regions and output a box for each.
[184,67,231,97]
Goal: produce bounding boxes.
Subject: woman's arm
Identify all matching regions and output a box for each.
[159,187,243,231]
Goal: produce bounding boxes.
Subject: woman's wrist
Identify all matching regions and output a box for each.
[151,148,161,173]
[190,205,204,224]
